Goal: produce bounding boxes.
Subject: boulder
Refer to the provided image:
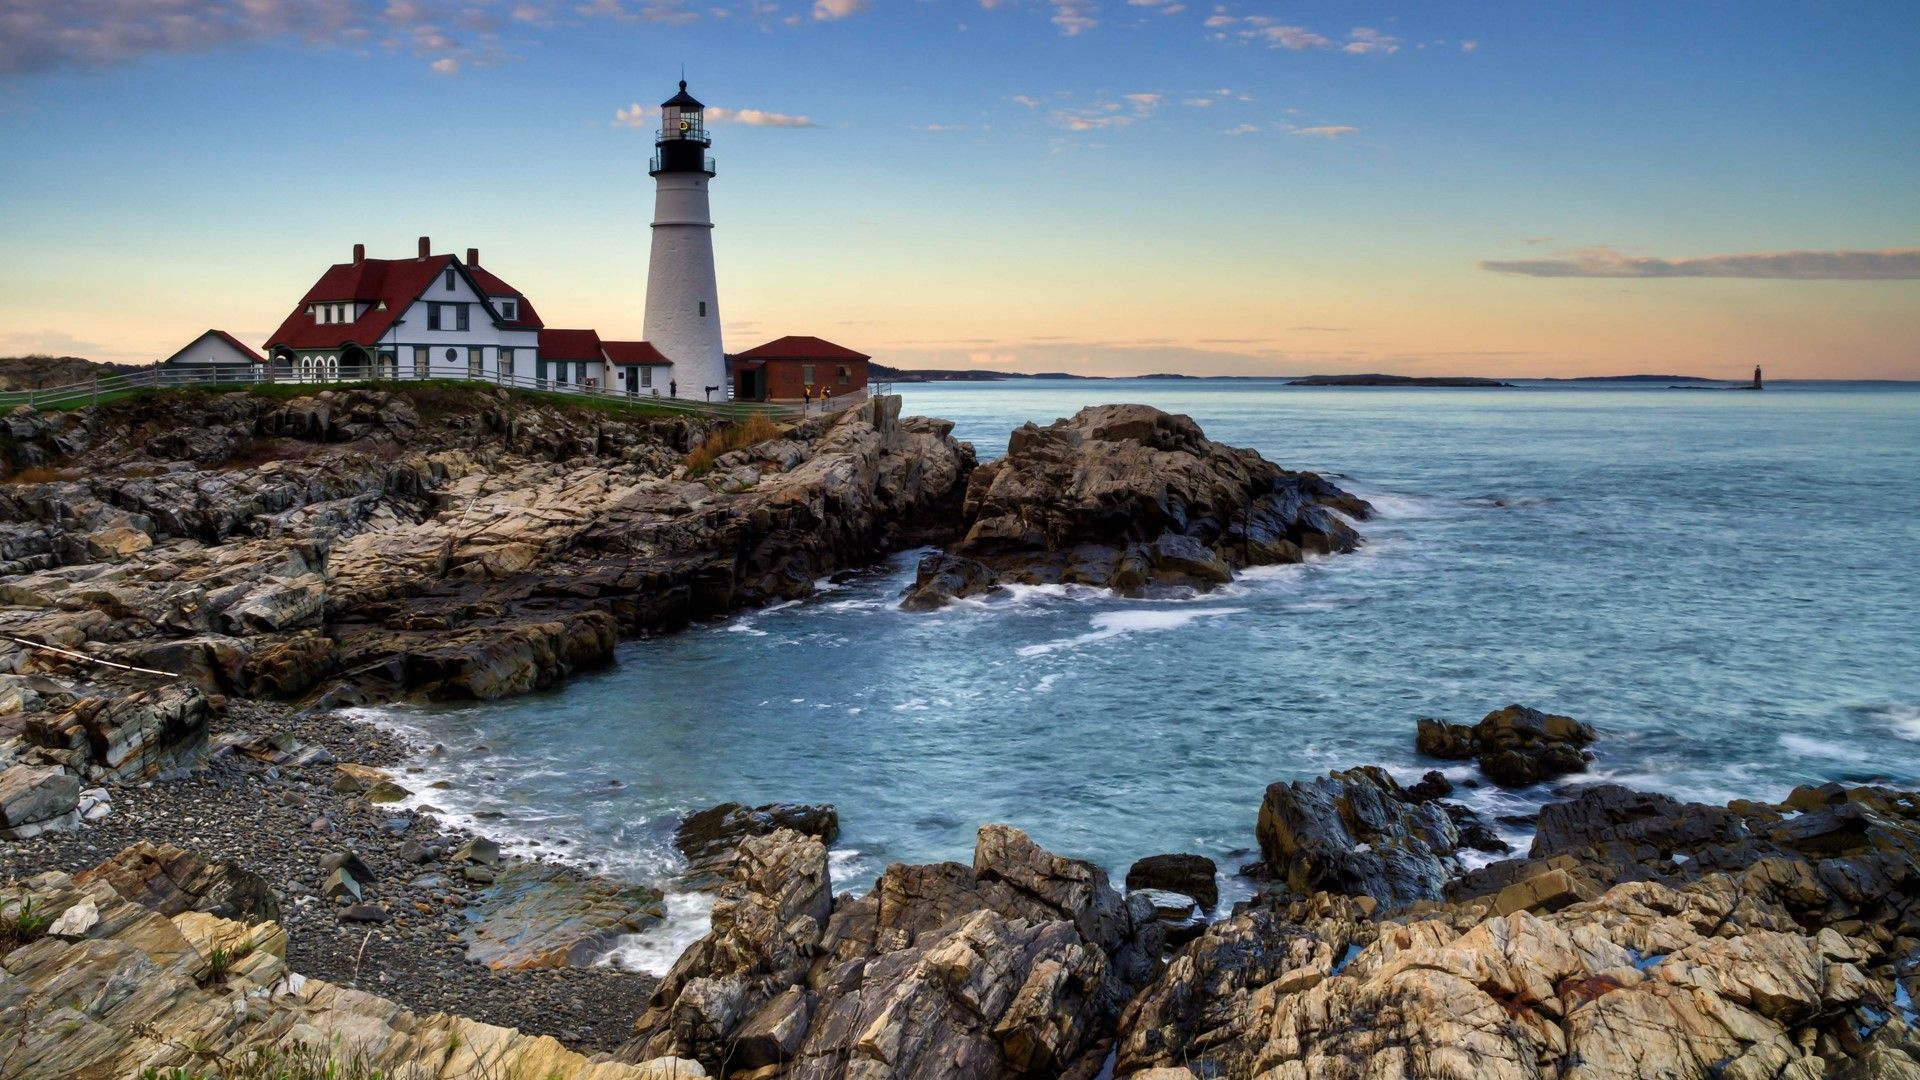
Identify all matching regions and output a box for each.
[1416,703,1597,787]
[459,862,666,970]
[906,404,1368,603]
[1125,853,1218,911]
[1256,766,1461,909]
[0,763,79,839]
[75,841,280,924]
[898,552,1000,611]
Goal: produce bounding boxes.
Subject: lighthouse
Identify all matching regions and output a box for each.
[644,81,726,400]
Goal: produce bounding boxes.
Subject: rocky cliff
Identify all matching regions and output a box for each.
[0,385,972,831]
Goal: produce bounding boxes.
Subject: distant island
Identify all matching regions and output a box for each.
[1287,374,1516,388]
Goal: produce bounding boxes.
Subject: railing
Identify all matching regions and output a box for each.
[648,152,717,175]
[0,365,873,422]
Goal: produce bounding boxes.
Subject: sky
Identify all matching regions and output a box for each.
[1,1,1917,379]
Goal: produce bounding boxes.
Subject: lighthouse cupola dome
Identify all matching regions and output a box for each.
[653,79,715,176]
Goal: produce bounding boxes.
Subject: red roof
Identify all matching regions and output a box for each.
[731,335,870,362]
[467,264,544,330]
[210,329,266,363]
[266,255,455,351]
[538,328,603,360]
[601,340,671,365]
[266,251,542,351]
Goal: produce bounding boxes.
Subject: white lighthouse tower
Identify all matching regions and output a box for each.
[644,81,726,400]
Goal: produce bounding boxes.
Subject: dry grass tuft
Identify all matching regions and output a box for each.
[683,414,783,477]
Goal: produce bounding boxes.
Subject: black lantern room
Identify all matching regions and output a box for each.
[651,81,716,177]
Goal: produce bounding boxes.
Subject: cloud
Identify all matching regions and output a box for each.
[1253,24,1330,50]
[614,102,820,128]
[706,106,820,127]
[1460,38,1478,52]
[1341,27,1399,54]
[811,0,867,20]
[1289,124,1356,138]
[1122,92,1160,108]
[1183,97,1214,107]
[429,56,459,74]
[1480,246,1920,280]
[1051,0,1097,35]
[1012,94,1040,108]
[1221,123,1258,135]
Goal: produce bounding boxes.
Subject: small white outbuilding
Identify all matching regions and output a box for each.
[160,329,265,381]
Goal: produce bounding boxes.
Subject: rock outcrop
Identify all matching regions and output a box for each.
[1256,766,1466,909]
[901,404,1369,606]
[1416,703,1597,787]
[624,824,1164,1078]
[459,862,667,970]
[1112,779,1920,1078]
[0,852,703,1079]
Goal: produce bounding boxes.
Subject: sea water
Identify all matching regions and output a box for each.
[357,379,1920,971]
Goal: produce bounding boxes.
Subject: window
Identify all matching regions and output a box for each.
[838,365,850,385]
[801,364,815,386]
[378,350,397,378]
[444,267,456,291]
[455,304,469,332]
[574,362,587,385]
[698,301,707,317]
[335,303,347,323]
[468,347,484,378]
[427,303,442,331]
[554,361,568,385]
[501,299,518,321]
[445,348,458,363]
[413,346,428,378]
[536,358,549,390]
[640,366,652,388]
[499,347,514,377]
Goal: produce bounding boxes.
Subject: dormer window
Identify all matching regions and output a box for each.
[501,299,518,321]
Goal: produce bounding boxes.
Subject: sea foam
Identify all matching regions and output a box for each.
[1017,607,1246,657]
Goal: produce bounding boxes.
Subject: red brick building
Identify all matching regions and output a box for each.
[728,336,869,403]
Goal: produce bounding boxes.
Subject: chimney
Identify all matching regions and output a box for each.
[418,235,431,260]
[466,247,479,267]
[353,242,365,264]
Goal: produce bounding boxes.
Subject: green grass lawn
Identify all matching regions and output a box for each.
[0,377,756,422]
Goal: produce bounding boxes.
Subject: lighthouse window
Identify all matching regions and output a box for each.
[698,302,707,317]
[455,304,470,331]
[444,268,456,291]
[428,303,442,330]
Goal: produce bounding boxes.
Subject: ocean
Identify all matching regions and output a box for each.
[354,378,1920,971]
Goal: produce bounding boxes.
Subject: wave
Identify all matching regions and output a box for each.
[1875,705,1920,742]
[1017,607,1246,658]
[1777,733,1870,763]
[597,890,715,976]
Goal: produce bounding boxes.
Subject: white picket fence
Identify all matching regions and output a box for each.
[0,365,877,422]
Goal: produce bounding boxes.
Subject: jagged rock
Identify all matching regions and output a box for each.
[672,800,840,881]
[1113,870,1912,1079]
[75,840,281,924]
[904,404,1368,604]
[0,853,704,1079]
[0,762,79,839]
[30,683,212,781]
[1257,765,1462,909]
[625,824,1160,1078]
[459,862,666,970]
[1416,703,1597,787]
[1125,853,1218,911]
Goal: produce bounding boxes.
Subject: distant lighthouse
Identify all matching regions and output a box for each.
[644,80,726,400]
